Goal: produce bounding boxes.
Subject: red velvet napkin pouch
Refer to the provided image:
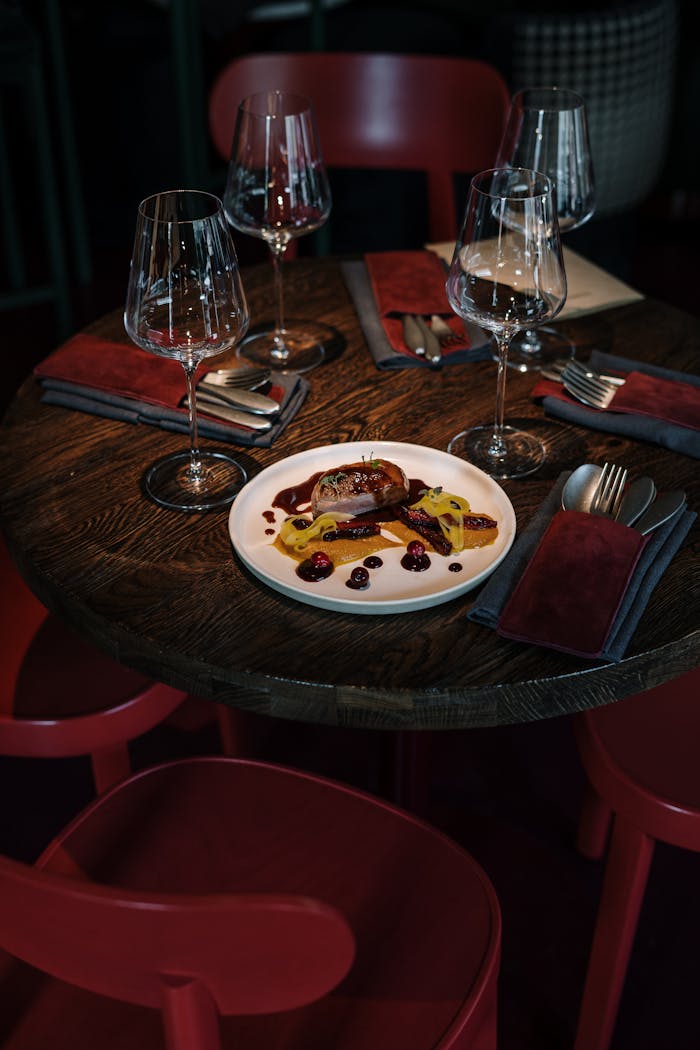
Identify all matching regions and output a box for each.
[532,371,700,430]
[609,372,700,430]
[497,510,647,658]
[365,250,469,356]
[35,333,189,407]
[34,333,286,412]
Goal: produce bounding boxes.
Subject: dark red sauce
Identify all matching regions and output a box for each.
[363,556,383,569]
[448,562,463,573]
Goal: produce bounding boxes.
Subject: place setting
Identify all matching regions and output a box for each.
[341,249,493,370]
[468,460,695,661]
[32,189,310,513]
[530,351,700,458]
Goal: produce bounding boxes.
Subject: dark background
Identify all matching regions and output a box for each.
[1,3,699,1047]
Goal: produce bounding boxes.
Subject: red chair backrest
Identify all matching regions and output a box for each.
[0,852,355,1017]
[209,52,511,243]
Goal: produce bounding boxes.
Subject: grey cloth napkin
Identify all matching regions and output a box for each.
[540,352,700,458]
[40,372,309,449]
[340,259,492,370]
[468,472,696,662]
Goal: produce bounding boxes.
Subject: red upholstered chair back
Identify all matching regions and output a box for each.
[0,757,501,1049]
[209,52,511,243]
[0,852,354,1021]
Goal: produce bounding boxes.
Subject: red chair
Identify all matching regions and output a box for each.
[0,756,501,1049]
[208,51,511,245]
[572,666,700,1050]
[0,537,188,793]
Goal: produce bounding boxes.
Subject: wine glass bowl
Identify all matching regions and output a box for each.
[446,167,567,479]
[124,189,250,512]
[223,91,332,373]
[495,86,595,371]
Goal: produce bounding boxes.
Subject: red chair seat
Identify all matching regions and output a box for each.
[573,667,700,1050]
[0,756,501,1049]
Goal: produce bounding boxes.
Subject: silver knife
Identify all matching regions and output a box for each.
[401,314,442,366]
[414,315,442,366]
[194,394,273,432]
[634,490,686,535]
[197,377,279,415]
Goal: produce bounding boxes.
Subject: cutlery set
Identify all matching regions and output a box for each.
[563,462,686,534]
[542,358,625,409]
[186,368,279,431]
[400,314,464,365]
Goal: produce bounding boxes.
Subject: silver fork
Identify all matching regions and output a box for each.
[561,362,620,409]
[201,367,271,389]
[590,462,628,517]
[542,357,626,386]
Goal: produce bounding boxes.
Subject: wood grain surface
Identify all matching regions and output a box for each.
[0,258,698,729]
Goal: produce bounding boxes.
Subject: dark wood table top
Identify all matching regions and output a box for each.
[1,257,698,730]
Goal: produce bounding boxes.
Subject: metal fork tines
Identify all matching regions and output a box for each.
[590,462,628,517]
[202,367,271,389]
[561,362,620,409]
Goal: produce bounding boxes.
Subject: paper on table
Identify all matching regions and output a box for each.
[425,243,644,319]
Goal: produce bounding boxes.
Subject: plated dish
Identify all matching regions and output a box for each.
[228,441,516,614]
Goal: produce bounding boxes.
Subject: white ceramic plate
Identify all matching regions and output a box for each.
[228,441,516,614]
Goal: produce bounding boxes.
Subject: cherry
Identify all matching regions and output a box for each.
[406,540,425,557]
[311,550,331,568]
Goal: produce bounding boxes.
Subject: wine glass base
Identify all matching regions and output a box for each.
[145,450,247,512]
[448,425,545,480]
[238,319,334,373]
[495,327,575,373]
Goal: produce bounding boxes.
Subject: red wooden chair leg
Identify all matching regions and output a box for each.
[574,815,655,1050]
[90,743,132,794]
[576,782,613,860]
[161,975,222,1050]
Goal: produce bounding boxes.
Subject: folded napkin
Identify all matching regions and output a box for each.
[340,251,492,369]
[468,472,695,662]
[532,351,700,458]
[34,334,309,448]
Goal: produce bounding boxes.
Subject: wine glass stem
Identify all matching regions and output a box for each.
[183,362,204,482]
[271,246,289,364]
[491,333,512,457]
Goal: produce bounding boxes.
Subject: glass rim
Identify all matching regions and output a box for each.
[470,167,556,201]
[137,189,225,223]
[239,90,313,118]
[511,86,587,112]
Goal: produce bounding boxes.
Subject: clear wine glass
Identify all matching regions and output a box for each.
[446,167,567,479]
[495,86,595,371]
[124,189,250,512]
[223,91,332,374]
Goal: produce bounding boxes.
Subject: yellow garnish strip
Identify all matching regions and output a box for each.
[279,513,351,552]
[409,488,471,554]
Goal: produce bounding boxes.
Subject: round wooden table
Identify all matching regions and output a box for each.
[1,258,698,730]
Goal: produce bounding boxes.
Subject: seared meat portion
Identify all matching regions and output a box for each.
[311,459,409,517]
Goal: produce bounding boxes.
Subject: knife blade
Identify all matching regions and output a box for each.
[634,490,686,535]
[197,377,279,415]
[194,394,273,432]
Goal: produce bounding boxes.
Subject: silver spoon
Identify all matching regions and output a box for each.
[615,476,656,527]
[561,463,602,513]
